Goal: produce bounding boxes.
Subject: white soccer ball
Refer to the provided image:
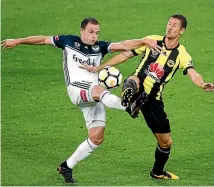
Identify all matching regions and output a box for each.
[98,66,122,89]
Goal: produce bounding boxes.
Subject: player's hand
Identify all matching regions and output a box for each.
[79,64,98,73]
[202,82,214,91]
[143,38,162,53]
[1,39,20,49]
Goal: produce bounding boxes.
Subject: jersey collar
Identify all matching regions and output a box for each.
[163,36,180,50]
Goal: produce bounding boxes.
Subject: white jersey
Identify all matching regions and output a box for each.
[52,35,111,86]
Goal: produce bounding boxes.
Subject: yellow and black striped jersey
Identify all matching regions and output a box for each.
[132,35,194,100]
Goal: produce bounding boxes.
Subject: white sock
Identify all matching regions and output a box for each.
[66,138,98,169]
[100,91,126,110]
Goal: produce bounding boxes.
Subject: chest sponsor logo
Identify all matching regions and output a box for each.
[167,60,175,67]
[145,63,165,83]
[73,53,98,66]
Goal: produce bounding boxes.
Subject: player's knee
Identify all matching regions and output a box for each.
[158,136,173,148]
[88,126,105,146]
[91,85,106,101]
[128,75,140,86]
[123,76,140,93]
[89,135,104,146]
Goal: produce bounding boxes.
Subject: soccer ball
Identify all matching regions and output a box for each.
[98,66,122,89]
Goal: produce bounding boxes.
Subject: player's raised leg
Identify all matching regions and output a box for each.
[91,85,126,110]
[121,75,140,107]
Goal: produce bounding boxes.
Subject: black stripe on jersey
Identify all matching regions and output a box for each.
[131,49,139,56]
[63,50,71,86]
[160,48,179,82]
[149,48,179,98]
[71,83,90,90]
[73,81,92,86]
[71,81,91,90]
[137,40,164,83]
[170,64,180,80]
[183,66,194,75]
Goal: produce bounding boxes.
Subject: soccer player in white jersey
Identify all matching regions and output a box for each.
[2,17,161,183]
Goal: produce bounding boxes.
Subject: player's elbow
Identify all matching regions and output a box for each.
[44,36,52,45]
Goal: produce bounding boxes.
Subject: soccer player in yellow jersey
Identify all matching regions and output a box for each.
[80,14,214,180]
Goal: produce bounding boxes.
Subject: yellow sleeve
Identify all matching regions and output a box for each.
[179,52,194,75]
[132,35,164,55]
[133,45,147,55]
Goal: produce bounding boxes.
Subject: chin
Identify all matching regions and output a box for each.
[166,35,174,39]
[87,41,96,45]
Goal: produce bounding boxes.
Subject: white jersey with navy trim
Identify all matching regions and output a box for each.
[51,35,111,86]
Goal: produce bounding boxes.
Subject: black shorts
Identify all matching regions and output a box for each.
[140,99,171,134]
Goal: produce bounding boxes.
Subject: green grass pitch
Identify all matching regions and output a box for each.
[1,0,214,185]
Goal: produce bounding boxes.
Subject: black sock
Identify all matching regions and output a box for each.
[152,144,171,175]
[122,79,137,93]
[61,161,69,169]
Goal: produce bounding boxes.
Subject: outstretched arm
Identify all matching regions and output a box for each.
[187,68,214,91]
[1,36,52,49]
[109,38,161,53]
[80,51,134,73]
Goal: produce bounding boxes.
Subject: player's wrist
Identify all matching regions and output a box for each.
[16,39,22,45]
[142,38,148,45]
[201,82,206,89]
[96,66,102,72]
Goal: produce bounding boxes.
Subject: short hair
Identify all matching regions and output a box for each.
[81,17,99,29]
[171,14,187,29]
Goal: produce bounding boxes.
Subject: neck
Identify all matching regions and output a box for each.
[165,36,179,49]
[80,37,87,44]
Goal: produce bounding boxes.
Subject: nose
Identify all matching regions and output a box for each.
[168,25,173,31]
[92,33,96,39]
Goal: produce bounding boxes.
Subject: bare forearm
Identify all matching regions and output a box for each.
[17,36,50,45]
[97,52,130,72]
[191,73,204,88]
[120,39,147,50]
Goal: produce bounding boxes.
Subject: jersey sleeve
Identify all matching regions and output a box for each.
[179,52,194,75]
[131,35,162,56]
[99,40,111,57]
[52,35,71,49]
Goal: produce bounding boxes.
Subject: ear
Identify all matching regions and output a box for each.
[80,28,84,35]
[179,28,185,35]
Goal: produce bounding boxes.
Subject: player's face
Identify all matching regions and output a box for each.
[166,18,185,39]
[80,23,100,45]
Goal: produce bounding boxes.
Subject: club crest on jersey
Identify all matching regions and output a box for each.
[145,63,164,83]
[92,45,99,52]
[74,42,80,48]
[167,60,175,67]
